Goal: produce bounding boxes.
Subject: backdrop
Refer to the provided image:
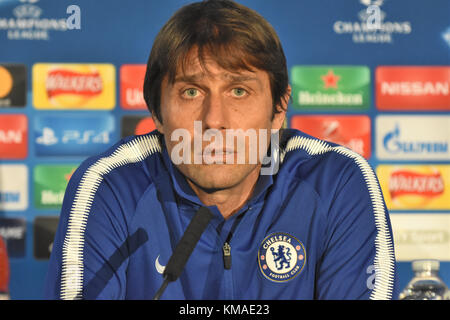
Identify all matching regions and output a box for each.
[0,0,449,299]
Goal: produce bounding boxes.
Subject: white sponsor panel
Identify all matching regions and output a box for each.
[390,214,450,261]
[376,115,450,160]
[0,164,28,210]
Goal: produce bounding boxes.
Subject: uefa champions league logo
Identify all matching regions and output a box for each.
[333,0,412,44]
[0,0,81,40]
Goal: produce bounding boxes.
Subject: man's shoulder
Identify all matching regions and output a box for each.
[278,128,375,191]
[280,128,363,168]
[68,131,164,195]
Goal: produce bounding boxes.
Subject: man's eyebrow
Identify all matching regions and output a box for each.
[222,73,259,83]
[174,73,259,83]
[174,73,204,83]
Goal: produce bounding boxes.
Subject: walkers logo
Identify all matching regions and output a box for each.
[376,66,450,110]
[46,69,103,98]
[33,216,59,259]
[0,218,26,258]
[390,214,450,261]
[377,165,450,210]
[34,164,77,209]
[120,64,147,110]
[0,114,27,159]
[0,165,28,211]
[32,63,115,109]
[0,64,26,107]
[332,0,412,44]
[290,115,371,159]
[376,116,450,160]
[121,115,156,138]
[290,66,370,110]
[34,114,115,156]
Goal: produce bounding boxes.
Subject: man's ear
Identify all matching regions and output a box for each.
[152,112,164,134]
[271,85,291,131]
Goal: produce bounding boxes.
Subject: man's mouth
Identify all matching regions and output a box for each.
[193,147,240,164]
[195,147,237,156]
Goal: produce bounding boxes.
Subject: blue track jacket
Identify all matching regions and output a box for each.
[44,129,398,300]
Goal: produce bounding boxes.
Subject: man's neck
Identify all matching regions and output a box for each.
[186,165,261,219]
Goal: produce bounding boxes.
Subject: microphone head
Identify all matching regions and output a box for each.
[163,206,213,282]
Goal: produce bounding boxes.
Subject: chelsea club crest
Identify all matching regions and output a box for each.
[258,232,306,282]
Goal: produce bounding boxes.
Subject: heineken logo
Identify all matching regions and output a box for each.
[33,164,77,209]
[291,66,370,110]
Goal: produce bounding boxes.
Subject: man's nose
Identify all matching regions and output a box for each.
[202,92,228,130]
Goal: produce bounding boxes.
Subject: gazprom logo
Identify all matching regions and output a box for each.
[376,116,450,160]
[0,164,28,211]
[383,124,448,154]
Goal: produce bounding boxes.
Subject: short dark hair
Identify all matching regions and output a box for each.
[143,0,289,123]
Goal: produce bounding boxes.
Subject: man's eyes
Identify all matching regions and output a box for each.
[181,87,248,99]
[183,88,200,98]
[231,87,247,97]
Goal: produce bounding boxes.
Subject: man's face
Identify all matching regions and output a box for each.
[154,51,288,191]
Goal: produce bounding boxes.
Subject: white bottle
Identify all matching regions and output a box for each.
[399,260,449,300]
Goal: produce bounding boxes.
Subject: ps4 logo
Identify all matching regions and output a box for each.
[36,127,110,146]
[34,115,115,157]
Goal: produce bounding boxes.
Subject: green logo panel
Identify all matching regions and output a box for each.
[34,164,78,209]
[291,66,370,110]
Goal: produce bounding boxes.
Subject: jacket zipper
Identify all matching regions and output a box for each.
[220,207,252,299]
[220,209,248,270]
[222,241,232,269]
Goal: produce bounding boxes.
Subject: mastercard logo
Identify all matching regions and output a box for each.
[0,64,26,107]
[33,63,115,110]
[0,66,13,98]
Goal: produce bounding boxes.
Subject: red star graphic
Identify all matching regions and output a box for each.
[64,169,75,182]
[321,70,340,89]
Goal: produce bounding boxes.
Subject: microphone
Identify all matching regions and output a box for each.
[153,206,213,300]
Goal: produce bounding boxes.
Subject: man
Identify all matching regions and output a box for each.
[45,0,398,299]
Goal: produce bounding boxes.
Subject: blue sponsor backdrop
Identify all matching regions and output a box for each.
[0,0,449,299]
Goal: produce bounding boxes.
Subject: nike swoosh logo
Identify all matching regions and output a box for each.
[155,255,166,274]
